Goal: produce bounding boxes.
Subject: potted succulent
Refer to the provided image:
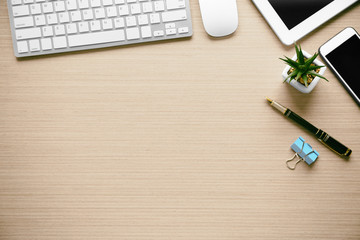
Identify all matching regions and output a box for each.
[280,44,328,93]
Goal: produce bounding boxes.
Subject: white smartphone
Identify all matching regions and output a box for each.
[319,27,360,106]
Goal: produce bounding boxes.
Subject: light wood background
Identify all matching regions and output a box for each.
[1,1,360,239]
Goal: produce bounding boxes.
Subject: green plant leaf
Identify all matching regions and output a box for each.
[284,70,298,83]
[295,44,301,61]
[309,71,329,82]
[304,53,319,69]
[280,57,299,69]
[302,74,308,87]
[295,71,302,81]
[284,70,297,81]
[308,65,324,71]
[295,44,305,65]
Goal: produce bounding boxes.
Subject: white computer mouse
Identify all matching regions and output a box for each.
[198,0,239,37]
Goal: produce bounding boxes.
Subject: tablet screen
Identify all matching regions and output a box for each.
[268,0,335,30]
[325,35,360,96]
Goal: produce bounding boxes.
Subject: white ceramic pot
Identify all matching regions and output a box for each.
[282,50,326,94]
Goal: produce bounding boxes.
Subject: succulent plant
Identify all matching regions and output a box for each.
[280,44,329,87]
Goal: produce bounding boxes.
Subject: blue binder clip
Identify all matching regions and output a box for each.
[286,137,319,170]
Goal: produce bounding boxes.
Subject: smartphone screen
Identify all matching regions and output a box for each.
[325,34,360,99]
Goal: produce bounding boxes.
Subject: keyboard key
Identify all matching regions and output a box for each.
[130,3,141,14]
[34,15,46,26]
[42,2,53,13]
[90,20,101,31]
[166,0,185,10]
[66,23,78,34]
[12,0,22,5]
[138,15,148,25]
[23,0,34,4]
[13,5,30,17]
[78,22,89,32]
[90,0,101,7]
[125,16,136,27]
[54,25,66,35]
[71,11,82,22]
[153,30,164,37]
[30,4,41,14]
[154,1,165,11]
[178,26,188,34]
[118,5,129,16]
[141,25,151,38]
[114,17,125,28]
[66,0,77,10]
[54,1,65,12]
[78,0,89,9]
[29,39,40,51]
[53,36,67,49]
[106,6,117,17]
[166,28,176,35]
[68,30,125,47]
[46,13,58,25]
[15,27,41,40]
[95,8,106,19]
[17,41,28,53]
[149,13,160,24]
[102,0,113,6]
[102,19,113,30]
[142,2,152,13]
[126,27,140,40]
[41,38,52,50]
[165,23,175,29]
[59,12,70,23]
[162,9,186,22]
[14,16,34,29]
[42,26,54,36]
[82,9,94,20]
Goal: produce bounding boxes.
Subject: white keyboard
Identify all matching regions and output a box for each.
[7,0,192,57]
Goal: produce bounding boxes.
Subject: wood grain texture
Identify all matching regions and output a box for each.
[1,1,360,239]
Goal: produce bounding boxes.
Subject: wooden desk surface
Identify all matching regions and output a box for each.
[1,1,360,239]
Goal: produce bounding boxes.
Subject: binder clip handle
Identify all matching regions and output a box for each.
[286,153,302,170]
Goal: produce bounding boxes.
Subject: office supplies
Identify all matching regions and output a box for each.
[286,136,319,170]
[319,27,360,106]
[251,0,359,45]
[266,97,352,157]
[7,0,193,57]
[198,0,238,37]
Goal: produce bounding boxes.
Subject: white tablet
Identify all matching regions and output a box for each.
[252,0,359,45]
